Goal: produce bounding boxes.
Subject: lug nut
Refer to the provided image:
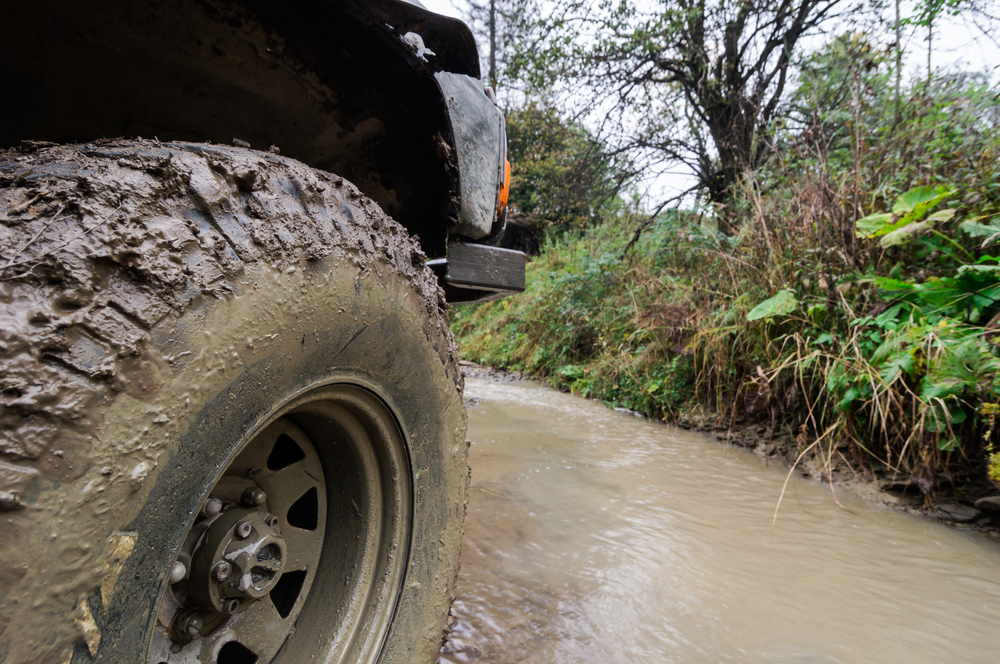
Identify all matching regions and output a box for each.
[185,614,204,636]
[213,561,231,582]
[236,521,253,539]
[169,561,187,584]
[201,497,223,518]
[241,487,267,507]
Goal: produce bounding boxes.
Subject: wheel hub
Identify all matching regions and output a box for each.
[150,388,412,663]
[189,508,287,615]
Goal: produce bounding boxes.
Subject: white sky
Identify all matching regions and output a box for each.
[422,0,999,74]
[421,0,1000,207]
[417,0,462,20]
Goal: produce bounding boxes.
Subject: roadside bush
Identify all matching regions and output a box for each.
[453,214,697,418]
[502,103,626,253]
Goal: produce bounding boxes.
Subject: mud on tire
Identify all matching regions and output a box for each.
[0,140,468,663]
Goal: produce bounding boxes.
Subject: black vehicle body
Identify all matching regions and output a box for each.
[0,0,524,301]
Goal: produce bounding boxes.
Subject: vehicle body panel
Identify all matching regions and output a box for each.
[0,0,523,300]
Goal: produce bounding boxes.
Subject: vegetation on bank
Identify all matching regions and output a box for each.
[452,67,1000,499]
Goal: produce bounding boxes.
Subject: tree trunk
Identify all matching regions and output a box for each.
[894,0,902,124]
[927,19,933,86]
[489,0,497,90]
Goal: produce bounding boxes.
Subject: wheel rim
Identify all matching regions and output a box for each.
[149,384,413,664]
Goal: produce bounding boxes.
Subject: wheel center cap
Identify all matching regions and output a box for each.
[189,508,288,614]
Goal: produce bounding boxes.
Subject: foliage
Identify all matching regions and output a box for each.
[505,103,624,236]
[463,0,539,91]
[501,0,852,230]
[855,185,956,247]
[747,290,799,321]
[788,32,891,133]
[453,214,697,418]
[904,0,964,28]
[990,449,1000,484]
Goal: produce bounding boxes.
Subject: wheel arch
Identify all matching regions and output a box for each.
[0,0,482,258]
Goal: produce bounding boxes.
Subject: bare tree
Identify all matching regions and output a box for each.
[464,0,539,92]
[512,0,854,232]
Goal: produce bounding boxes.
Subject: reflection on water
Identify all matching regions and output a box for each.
[441,378,1000,664]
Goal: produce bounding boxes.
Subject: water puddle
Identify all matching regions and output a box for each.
[441,378,1000,663]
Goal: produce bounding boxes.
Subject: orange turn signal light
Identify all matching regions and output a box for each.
[498,158,511,216]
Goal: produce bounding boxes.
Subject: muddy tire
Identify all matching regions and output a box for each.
[0,140,467,663]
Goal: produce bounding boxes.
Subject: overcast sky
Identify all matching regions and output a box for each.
[422,0,999,75]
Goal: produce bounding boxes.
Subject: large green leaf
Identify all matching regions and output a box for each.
[838,386,863,410]
[960,219,1000,237]
[891,185,954,218]
[874,277,916,293]
[746,290,798,321]
[879,352,916,384]
[960,217,1000,246]
[956,264,1000,276]
[925,209,956,224]
[856,187,955,241]
[856,212,894,238]
[879,220,930,247]
[877,210,951,247]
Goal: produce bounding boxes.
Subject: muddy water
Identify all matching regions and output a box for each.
[441,378,1000,664]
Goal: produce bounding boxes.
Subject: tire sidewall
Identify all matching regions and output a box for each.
[80,258,465,663]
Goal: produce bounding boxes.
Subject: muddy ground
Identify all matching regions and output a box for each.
[457,361,1000,538]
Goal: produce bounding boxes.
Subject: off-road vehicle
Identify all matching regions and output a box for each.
[0,1,523,662]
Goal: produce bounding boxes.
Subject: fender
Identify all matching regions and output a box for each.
[0,0,522,302]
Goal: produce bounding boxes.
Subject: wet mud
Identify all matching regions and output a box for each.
[672,408,1000,533]
[458,364,1000,534]
[443,376,1000,663]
